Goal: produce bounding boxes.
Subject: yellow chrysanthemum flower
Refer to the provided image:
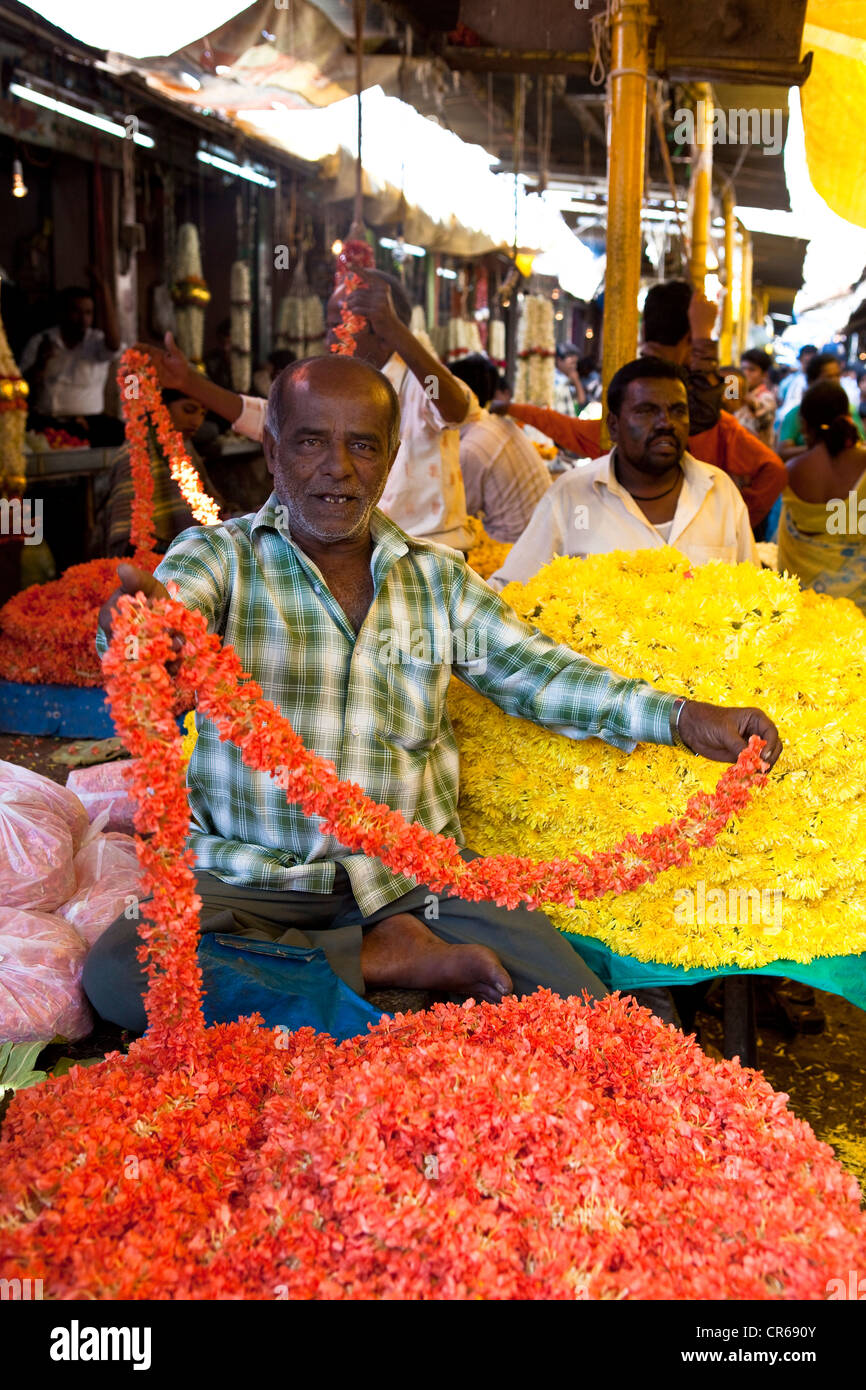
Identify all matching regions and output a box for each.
[449,549,866,969]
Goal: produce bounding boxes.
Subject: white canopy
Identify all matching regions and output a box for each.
[237,88,601,296]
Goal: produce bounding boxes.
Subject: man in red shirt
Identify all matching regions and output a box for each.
[501,282,786,530]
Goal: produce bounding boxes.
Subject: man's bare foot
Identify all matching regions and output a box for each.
[362,912,512,1005]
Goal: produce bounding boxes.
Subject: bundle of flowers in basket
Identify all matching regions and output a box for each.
[449,548,866,969]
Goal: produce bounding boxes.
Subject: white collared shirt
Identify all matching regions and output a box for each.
[234,355,478,551]
[20,325,118,416]
[488,448,759,590]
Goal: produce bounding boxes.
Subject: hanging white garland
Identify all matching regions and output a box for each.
[432,318,484,362]
[275,257,324,358]
[488,318,506,370]
[514,295,555,406]
[0,303,28,498]
[172,223,210,369]
[230,260,252,393]
[302,296,325,357]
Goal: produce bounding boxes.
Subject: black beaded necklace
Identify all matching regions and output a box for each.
[615,458,684,502]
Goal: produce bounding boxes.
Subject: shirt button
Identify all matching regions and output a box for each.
[351,725,360,737]
[313,583,321,594]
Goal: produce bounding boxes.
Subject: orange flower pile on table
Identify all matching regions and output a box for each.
[2,593,864,1300]
[0,553,160,687]
[329,238,375,356]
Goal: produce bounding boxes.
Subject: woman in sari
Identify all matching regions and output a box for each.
[777,381,866,612]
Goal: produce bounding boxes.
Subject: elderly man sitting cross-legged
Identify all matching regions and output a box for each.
[85,355,781,1033]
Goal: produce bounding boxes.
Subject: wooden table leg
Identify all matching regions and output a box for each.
[723,976,757,1066]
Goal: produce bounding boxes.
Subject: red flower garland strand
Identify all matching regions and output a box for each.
[118,350,221,555]
[329,238,375,356]
[102,592,769,1046]
[4,585,864,1305]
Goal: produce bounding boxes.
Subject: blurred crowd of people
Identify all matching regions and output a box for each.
[18,273,866,630]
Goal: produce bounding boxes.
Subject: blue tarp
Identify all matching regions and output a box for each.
[0,680,115,738]
[199,934,385,1043]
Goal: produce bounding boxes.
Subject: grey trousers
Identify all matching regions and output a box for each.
[82,852,607,1033]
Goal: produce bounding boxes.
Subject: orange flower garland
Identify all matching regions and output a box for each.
[2,593,863,1303]
[118,349,221,553]
[329,239,375,356]
[103,590,770,977]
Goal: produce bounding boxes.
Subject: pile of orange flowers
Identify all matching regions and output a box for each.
[0,593,863,1299]
[0,553,160,687]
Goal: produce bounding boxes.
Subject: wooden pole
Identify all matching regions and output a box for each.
[738,225,753,356]
[601,0,651,408]
[719,186,736,362]
[689,84,713,292]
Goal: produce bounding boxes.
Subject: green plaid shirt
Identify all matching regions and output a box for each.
[110,496,678,915]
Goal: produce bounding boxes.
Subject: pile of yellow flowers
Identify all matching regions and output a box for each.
[465,516,511,580]
[449,548,866,969]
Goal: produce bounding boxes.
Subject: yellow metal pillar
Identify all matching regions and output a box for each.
[738,225,753,356]
[688,84,713,291]
[601,0,651,404]
[719,187,736,363]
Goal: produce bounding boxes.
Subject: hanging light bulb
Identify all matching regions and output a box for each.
[11,159,27,198]
[331,239,344,257]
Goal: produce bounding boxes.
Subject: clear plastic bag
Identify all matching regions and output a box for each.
[0,758,88,850]
[0,907,92,1043]
[0,804,76,912]
[65,761,139,835]
[57,832,143,947]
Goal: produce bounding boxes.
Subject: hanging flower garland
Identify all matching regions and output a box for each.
[229,261,252,394]
[172,223,210,369]
[487,318,507,371]
[119,349,221,551]
[102,591,768,932]
[0,300,28,501]
[514,295,556,406]
[0,347,216,687]
[329,238,375,356]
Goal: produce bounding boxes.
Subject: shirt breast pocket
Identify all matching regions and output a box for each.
[379,655,450,752]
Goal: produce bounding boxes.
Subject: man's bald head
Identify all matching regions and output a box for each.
[264,355,400,455]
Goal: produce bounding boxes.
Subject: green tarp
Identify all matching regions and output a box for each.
[562,932,866,1012]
